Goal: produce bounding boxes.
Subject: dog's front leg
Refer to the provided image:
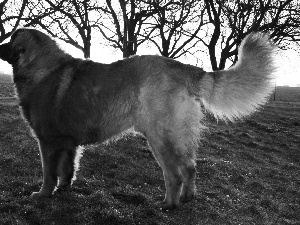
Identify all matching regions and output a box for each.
[31,140,59,198]
[31,137,78,198]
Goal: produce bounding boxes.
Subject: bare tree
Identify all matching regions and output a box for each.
[26,0,103,58]
[0,0,28,43]
[202,0,300,71]
[2,0,299,69]
[96,0,162,58]
[144,0,207,59]
[96,0,207,60]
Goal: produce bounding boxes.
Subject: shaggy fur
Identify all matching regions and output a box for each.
[0,28,276,209]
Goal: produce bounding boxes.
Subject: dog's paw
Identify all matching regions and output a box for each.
[56,185,71,194]
[155,201,178,211]
[30,191,52,199]
[180,193,194,203]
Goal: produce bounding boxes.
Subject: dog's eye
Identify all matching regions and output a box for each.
[14,29,26,35]
[19,48,25,54]
[14,47,25,55]
[11,47,26,64]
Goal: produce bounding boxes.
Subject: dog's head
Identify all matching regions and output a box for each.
[0,28,61,67]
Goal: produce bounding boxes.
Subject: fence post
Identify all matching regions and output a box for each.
[274,82,276,101]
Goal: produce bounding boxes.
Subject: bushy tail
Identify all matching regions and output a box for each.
[199,32,276,121]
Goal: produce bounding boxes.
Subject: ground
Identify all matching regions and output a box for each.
[0,81,299,225]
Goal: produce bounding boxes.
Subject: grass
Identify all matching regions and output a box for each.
[0,74,14,98]
[0,81,299,224]
[0,73,13,83]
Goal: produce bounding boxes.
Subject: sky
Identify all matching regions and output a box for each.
[274,49,300,87]
[1,38,300,87]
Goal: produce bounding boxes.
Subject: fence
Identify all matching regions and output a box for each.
[269,86,300,102]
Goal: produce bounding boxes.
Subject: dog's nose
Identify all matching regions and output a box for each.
[0,42,13,64]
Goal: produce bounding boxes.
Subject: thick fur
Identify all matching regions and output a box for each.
[0,28,275,209]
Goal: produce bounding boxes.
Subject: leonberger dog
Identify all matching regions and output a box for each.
[0,28,275,209]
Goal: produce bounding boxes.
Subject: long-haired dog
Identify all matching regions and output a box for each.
[0,28,275,209]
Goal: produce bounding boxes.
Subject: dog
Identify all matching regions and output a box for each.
[0,28,275,209]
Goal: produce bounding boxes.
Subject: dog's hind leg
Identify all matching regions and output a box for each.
[139,89,203,209]
[146,131,198,210]
[179,158,197,203]
[146,137,183,210]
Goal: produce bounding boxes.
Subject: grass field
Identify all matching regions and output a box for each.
[0,78,299,224]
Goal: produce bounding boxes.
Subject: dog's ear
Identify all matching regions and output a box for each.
[0,42,13,64]
[11,28,26,42]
